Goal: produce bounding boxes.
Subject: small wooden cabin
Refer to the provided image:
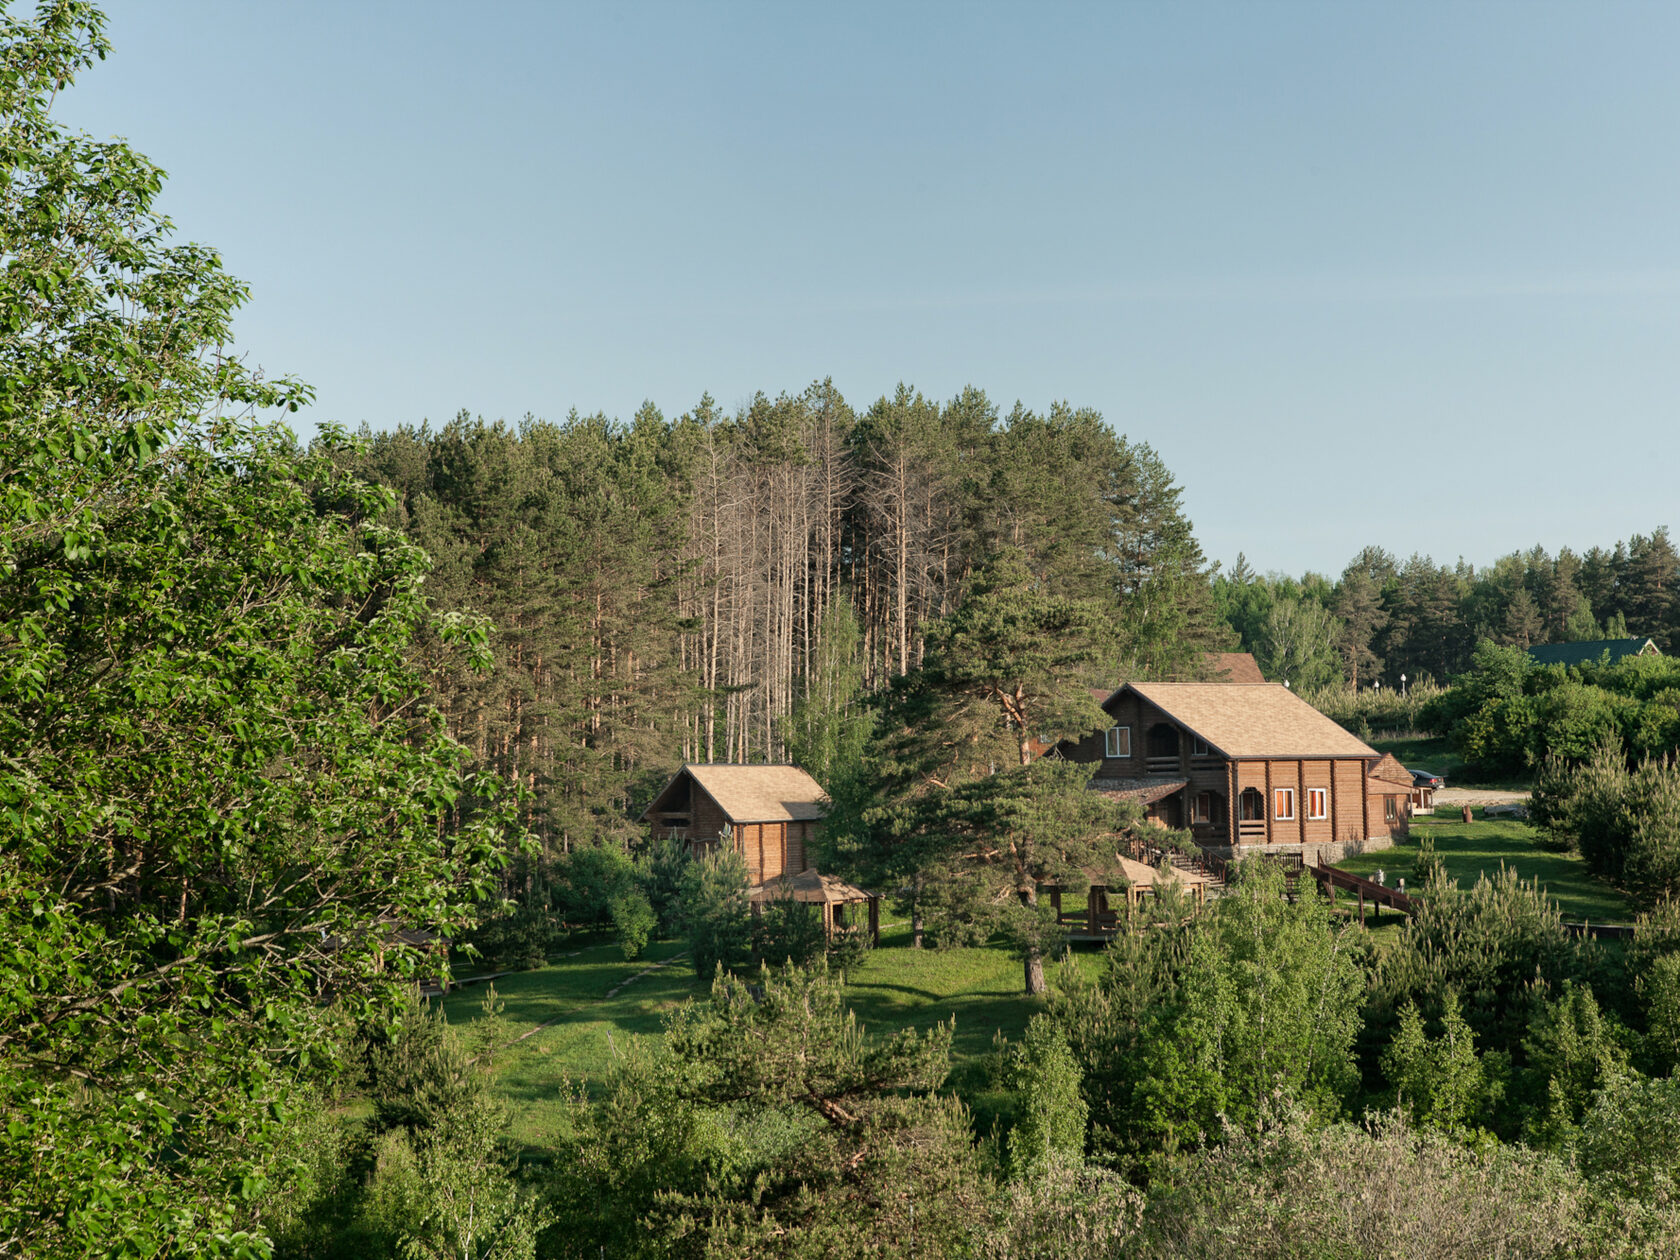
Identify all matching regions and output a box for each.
[1061,682,1404,852]
[640,763,827,884]
[1367,752,1418,830]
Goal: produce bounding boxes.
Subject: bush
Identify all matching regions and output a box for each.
[362,993,484,1135]
[460,900,562,971]
[752,893,826,967]
[1134,1111,1591,1259]
[827,922,874,971]
[609,886,657,960]
[675,847,752,978]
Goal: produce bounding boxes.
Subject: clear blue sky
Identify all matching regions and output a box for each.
[58,2,1680,578]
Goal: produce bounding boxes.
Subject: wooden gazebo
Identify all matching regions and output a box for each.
[749,869,880,944]
[1044,856,1211,940]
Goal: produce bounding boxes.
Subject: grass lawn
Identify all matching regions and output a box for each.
[436,925,1095,1151]
[1333,815,1633,923]
[1369,735,1531,793]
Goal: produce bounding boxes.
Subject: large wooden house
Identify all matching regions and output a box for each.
[1060,682,1403,857]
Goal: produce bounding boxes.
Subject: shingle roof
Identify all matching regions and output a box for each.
[1088,776,1189,806]
[652,763,829,824]
[1202,652,1266,684]
[1527,637,1660,668]
[1367,752,1414,788]
[1121,682,1378,759]
[1079,854,1212,888]
[749,869,873,905]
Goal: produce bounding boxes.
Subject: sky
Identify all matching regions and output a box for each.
[53,2,1680,578]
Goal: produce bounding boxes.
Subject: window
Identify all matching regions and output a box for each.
[1191,735,1211,757]
[1307,788,1327,820]
[1240,788,1266,821]
[1105,725,1131,758]
[1193,791,1216,824]
[1273,788,1296,821]
[1385,795,1399,823]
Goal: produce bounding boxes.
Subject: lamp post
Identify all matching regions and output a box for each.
[1400,673,1407,697]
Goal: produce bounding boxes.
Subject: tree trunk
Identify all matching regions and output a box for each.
[1023,948,1047,995]
[911,906,924,949]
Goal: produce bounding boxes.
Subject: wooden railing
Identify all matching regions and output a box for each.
[1308,862,1416,920]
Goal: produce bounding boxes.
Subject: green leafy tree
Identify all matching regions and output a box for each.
[363,1100,550,1260]
[1006,1015,1089,1180]
[1055,863,1364,1170]
[0,9,511,1255]
[1380,991,1490,1137]
[1256,596,1344,690]
[1522,982,1630,1149]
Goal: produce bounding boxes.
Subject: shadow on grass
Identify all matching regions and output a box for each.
[1335,817,1632,922]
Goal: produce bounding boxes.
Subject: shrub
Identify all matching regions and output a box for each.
[827,922,874,971]
[675,846,752,978]
[609,886,657,960]
[752,893,826,968]
[362,993,484,1135]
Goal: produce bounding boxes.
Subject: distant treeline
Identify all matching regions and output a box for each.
[1216,534,1680,694]
[346,386,1230,853]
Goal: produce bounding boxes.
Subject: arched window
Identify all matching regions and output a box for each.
[1240,787,1266,822]
[1146,723,1179,760]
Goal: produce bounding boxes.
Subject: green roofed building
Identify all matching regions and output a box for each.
[1526,637,1661,668]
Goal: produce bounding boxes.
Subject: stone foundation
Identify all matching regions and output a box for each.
[1199,833,1398,868]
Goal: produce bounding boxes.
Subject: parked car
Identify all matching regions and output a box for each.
[1411,769,1444,790]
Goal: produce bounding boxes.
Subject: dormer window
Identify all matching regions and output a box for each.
[1105,725,1131,758]
[1191,735,1211,757]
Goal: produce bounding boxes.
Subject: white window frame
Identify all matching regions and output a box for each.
[1306,787,1327,820]
[1273,787,1296,821]
[1105,725,1131,758]
[1191,735,1211,757]
[1193,791,1213,824]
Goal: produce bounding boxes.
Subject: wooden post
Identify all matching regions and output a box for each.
[1358,887,1366,926]
[868,896,879,946]
[1461,804,1473,824]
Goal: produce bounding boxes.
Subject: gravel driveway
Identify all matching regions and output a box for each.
[1435,786,1530,805]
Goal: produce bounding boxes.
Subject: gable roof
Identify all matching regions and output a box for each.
[1202,652,1265,684]
[1527,637,1660,668]
[640,763,828,824]
[1367,752,1414,788]
[1118,682,1378,760]
[749,869,873,905]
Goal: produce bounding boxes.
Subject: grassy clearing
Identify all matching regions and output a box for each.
[435,925,1093,1150]
[438,939,706,1148]
[1334,815,1633,923]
